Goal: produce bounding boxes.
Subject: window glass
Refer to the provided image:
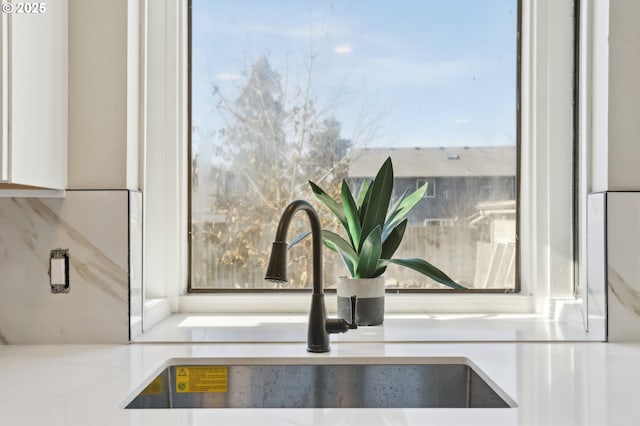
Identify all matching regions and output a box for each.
[190,0,518,291]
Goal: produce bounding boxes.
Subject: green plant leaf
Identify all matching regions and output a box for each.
[355,180,371,210]
[286,229,358,277]
[321,230,358,266]
[373,262,387,277]
[360,157,394,250]
[385,188,410,223]
[382,258,465,289]
[356,225,382,278]
[335,246,356,277]
[358,179,374,223]
[309,180,348,230]
[341,180,362,249]
[287,231,311,249]
[383,182,428,240]
[381,219,407,259]
[382,188,410,241]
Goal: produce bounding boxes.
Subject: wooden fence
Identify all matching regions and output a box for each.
[190,222,502,290]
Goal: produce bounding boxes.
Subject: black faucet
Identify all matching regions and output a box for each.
[265,200,357,353]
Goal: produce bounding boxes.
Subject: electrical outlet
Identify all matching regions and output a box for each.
[49,249,69,294]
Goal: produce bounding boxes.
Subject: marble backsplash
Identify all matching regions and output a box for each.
[0,190,141,344]
[588,191,640,341]
[604,192,640,341]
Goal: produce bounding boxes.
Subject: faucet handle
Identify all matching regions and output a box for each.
[348,294,358,329]
[326,295,358,334]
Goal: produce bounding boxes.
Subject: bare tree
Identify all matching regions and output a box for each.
[191,55,356,289]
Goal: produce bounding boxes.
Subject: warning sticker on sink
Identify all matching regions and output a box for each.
[175,366,228,393]
[140,375,164,395]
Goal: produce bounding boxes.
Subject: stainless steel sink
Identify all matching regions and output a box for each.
[126,360,513,409]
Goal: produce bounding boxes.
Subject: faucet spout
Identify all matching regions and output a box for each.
[265,200,323,295]
[265,200,357,353]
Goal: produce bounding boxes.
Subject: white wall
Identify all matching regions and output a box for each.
[607,0,640,190]
[590,0,640,192]
[68,0,139,190]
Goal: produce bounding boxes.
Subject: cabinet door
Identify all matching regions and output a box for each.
[0,11,8,182]
[1,1,67,190]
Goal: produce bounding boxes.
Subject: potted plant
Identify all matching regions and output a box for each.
[292,157,464,325]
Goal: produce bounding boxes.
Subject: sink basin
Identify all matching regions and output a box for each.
[126,359,513,409]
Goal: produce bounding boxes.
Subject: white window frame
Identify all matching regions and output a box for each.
[141,0,575,320]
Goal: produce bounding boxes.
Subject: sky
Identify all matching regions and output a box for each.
[191,0,517,150]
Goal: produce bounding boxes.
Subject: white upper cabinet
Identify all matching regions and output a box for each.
[0,1,67,193]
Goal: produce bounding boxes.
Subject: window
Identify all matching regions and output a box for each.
[189,0,520,292]
[142,0,576,312]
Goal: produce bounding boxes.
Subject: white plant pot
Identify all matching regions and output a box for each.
[336,275,385,326]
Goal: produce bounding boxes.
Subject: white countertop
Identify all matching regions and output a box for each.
[0,341,637,425]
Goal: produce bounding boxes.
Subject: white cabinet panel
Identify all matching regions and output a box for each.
[0,0,67,191]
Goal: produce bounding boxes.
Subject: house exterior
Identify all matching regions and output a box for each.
[348,146,517,224]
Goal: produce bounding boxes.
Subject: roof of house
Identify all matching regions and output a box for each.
[348,146,516,178]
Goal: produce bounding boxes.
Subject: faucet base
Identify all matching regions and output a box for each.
[308,294,330,352]
[307,346,330,353]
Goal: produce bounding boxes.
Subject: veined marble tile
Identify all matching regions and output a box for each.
[606,192,640,341]
[0,191,130,343]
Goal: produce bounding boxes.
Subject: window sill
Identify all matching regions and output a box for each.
[135,295,603,343]
[134,311,601,343]
[177,293,535,314]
